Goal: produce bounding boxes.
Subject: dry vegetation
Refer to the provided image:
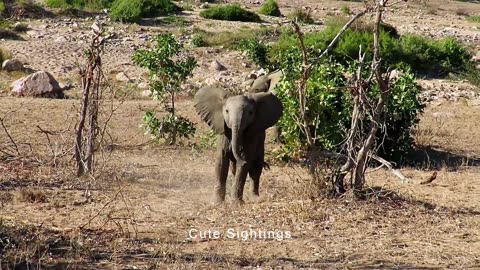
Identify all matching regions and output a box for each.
[1,0,480,269]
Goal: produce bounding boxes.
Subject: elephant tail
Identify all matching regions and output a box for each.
[263,161,271,171]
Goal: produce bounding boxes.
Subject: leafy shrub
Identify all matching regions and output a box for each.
[133,34,197,145]
[191,34,206,47]
[12,22,28,32]
[110,0,142,22]
[259,0,281,17]
[287,8,314,24]
[269,23,472,78]
[467,15,480,23]
[192,27,269,48]
[110,0,178,22]
[45,0,114,10]
[0,2,5,15]
[0,47,12,64]
[275,57,424,162]
[341,5,350,15]
[142,111,196,144]
[237,38,273,69]
[200,4,261,22]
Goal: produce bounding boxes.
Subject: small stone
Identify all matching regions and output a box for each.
[210,60,227,72]
[141,90,152,97]
[2,59,24,72]
[116,72,132,83]
[55,36,68,43]
[137,82,148,89]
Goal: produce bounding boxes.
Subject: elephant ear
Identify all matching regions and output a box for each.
[247,92,283,135]
[248,74,269,93]
[194,86,231,134]
[267,70,283,94]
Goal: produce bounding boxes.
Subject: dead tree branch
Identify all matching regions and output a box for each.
[74,21,108,176]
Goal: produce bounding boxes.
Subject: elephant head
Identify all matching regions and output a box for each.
[248,70,283,94]
[194,86,283,165]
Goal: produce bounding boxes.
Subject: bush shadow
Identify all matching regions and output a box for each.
[360,186,480,216]
[405,145,480,171]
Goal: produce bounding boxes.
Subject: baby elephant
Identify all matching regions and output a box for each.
[194,86,283,203]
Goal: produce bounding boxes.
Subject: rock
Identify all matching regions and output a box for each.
[389,69,403,80]
[467,99,480,107]
[210,60,227,72]
[10,71,63,97]
[26,30,45,38]
[116,72,132,83]
[2,59,24,72]
[204,77,216,85]
[141,90,152,98]
[137,82,148,89]
[472,52,480,63]
[55,36,68,43]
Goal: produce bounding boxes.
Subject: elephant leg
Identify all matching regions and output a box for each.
[251,133,266,197]
[230,159,237,176]
[214,136,229,203]
[249,164,262,197]
[232,163,249,203]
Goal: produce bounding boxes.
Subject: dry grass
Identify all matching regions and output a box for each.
[17,188,47,203]
[0,95,479,268]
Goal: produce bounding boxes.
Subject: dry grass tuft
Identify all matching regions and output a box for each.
[18,188,47,203]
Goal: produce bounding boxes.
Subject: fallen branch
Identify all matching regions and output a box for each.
[370,155,411,183]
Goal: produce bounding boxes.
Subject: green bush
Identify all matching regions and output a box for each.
[467,15,480,23]
[45,0,114,10]
[287,8,314,24]
[110,0,142,22]
[200,4,261,22]
[259,0,281,17]
[12,22,29,32]
[0,47,12,64]
[237,38,272,69]
[275,57,424,162]
[269,23,473,78]
[192,27,269,48]
[0,2,5,15]
[191,34,206,47]
[110,0,178,22]
[133,34,197,145]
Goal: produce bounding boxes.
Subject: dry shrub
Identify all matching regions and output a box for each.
[0,46,11,63]
[455,8,468,16]
[18,188,47,203]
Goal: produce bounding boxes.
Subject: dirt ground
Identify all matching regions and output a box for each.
[1,0,480,269]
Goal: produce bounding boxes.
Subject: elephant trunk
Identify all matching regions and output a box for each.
[231,124,246,166]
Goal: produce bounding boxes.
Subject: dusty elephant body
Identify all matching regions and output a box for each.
[194,86,283,203]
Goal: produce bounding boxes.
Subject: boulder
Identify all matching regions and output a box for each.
[10,71,63,98]
[2,59,24,72]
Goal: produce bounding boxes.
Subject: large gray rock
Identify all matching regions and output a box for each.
[2,59,24,72]
[10,71,63,98]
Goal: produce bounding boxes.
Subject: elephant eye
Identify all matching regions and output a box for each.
[225,109,229,113]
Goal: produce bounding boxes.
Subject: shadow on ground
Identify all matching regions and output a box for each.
[407,146,480,170]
